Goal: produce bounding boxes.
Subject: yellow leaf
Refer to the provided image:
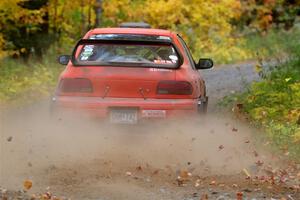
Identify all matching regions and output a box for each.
[20,48,26,53]
[285,77,292,82]
[254,64,262,73]
[23,179,32,190]
[293,129,300,143]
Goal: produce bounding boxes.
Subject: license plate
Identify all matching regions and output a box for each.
[110,109,138,124]
[142,110,166,118]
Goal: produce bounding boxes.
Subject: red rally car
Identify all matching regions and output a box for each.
[52,22,213,124]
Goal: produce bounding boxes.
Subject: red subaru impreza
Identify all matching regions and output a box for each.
[52,23,213,124]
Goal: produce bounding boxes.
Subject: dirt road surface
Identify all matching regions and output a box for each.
[1,63,299,200]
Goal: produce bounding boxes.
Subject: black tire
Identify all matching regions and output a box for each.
[49,97,63,121]
[198,96,208,114]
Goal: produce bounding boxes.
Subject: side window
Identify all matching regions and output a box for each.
[177,35,196,70]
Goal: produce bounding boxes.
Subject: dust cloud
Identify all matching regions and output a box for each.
[0,101,276,194]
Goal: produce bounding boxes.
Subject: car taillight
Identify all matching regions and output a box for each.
[157,81,193,95]
[59,78,93,93]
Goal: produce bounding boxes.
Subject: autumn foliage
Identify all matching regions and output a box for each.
[0,0,299,61]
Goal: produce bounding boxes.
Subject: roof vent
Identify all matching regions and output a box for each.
[119,22,151,29]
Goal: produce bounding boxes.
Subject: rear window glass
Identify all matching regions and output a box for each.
[74,43,179,68]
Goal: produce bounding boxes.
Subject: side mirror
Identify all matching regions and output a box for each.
[195,58,213,70]
[57,55,71,65]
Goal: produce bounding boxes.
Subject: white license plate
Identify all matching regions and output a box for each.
[110,109,138,124]
[142,110,166,118]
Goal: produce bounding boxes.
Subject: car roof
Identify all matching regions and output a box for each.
[87,28,174,37]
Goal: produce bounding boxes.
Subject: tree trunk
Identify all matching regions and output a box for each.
[88,0,92,29]
[94,0,102,27]
[80,0,85,35]
[53,0,58,32]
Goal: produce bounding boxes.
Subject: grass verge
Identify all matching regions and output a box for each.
[0,55,63,106]
[221,32,300,160]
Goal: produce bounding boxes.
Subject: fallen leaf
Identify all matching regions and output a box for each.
[23,179,32,190]
[243,188,252,193]
[253,150,259,157]
[125,171,132,176]
[232,128,238,132]
[152,169,159,175]
[194,179,201,187]
[264,141,270,146]
[289,175,295,179]
[52,196,61,200]
[232,183,238,188]
[136,166,142,171]
[178,170,192,180]
[267,186,273,190]
[245,140,250,143]
[292,185,300,190]
[280,176,288,183]
[243,168,251,178]
[236,103,243,110]
[176,178,185,186]
[7,136,13,142]
[285,77,292,82]
[255,160,264,166]
[41,194,50,200]
[218,145,224,151]
[200,193,208,200]
[210,180,216,185]
[236,192,243,200]
[45,192,51,199]
[145,177,151,182]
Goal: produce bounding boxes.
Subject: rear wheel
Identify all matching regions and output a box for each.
[198,96,208,114]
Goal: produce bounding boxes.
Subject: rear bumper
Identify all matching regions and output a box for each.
[51,96,199,119]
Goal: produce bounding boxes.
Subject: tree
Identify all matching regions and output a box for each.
[236,0,300,32]
[0,0,54,59]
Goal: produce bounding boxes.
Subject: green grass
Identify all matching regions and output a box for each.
[220,33,300,160]
[0,53,63,106]
[225,27,300,65]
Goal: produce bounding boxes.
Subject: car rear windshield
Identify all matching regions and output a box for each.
[72,40,181,68]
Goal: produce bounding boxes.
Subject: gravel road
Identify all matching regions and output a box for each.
[202,61,260,110]
[1,62,299,200]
